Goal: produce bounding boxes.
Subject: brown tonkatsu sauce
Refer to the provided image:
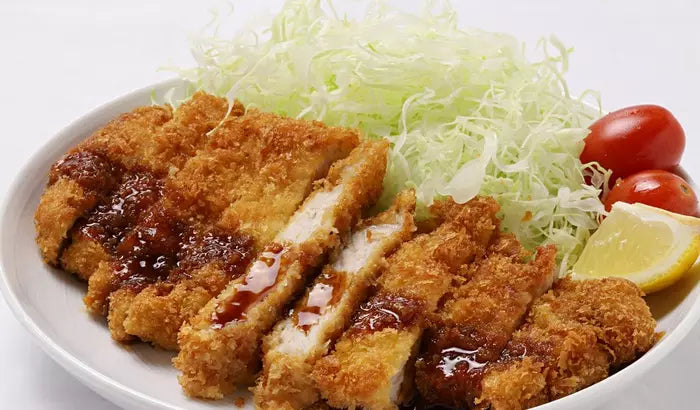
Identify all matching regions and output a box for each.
[55,148,256,300]
[49,151,122,193]
[75,171,164,251]
[293,270,346,332]
[111,205,186,291]
[415,325,497,408]
[170,229,255,282]
[110,204,254,293]
[346,293,424,336]
[211,243,286,327]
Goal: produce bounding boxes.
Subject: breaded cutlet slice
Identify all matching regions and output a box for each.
[60,92,233,280]
[477,278,656,410]
[119,111,360,349]
[312,197,500,410]
[83,109,332,317]
[35,105,173,264]
[254,190,416,410]
[84,110,360,343]
[175,140,388,399]
[414,236,557,409]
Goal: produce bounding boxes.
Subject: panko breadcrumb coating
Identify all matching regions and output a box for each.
[83,106,359,347]
[312,197,500,410]
[415,236,556,409]
[35,105,173,265]
[175,140,388,399]
[254,190,416,410]
[60,93,232,280]
[119,109,359,349]
[478,277,656,410]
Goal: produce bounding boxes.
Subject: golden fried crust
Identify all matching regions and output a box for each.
[380,196,500,304]
[60,237,111,281]
[478,357,548,410]
[164,110,359,223]
[175,141,387,399]
[59,93,232,280]
[414,239,556,409]
[81,97,241,316]
[216,112,359,245]
[477,278,656,409]
[487,232,531,260]
[120,114,360,349]
[84,262,113,315]
[544,277,656,366]
[482,321,609,410]
[254,352,317,410]
[142,92,232,173]
[34,179,93,265]
[87,109,357,316]
[35,106,172,265]
[313,327,421,410]
[446,244,556,327]
[254,191,416,410]
[107,288,138,343]
[313,197,501,410]
[123,264,230,351]
[36,95,225,267]
[80,106,173,169]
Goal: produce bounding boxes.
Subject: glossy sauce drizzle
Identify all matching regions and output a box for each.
[77,171,163,250]
[414,326,495,409]
[211,243,286,327]
[171,229,255,282]
[437,347,487,377]
[293,271,345,332]
[347,293,423,336]
[111,204,254,293]
[49,150,122,193]
[112,205,183,291]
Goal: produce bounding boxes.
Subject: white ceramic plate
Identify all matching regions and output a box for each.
[2,79,700,410]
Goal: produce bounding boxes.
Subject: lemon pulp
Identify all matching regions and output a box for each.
[571,202,700,294]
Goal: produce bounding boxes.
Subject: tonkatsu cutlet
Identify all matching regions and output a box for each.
[35,104,173,265]
[81,108,359,346]
[120,110,359,349]
[60,92,235,280]
[414,235,556,409]
[175,140,388,399]
[477,278,656,410]
[255,190,416,410]
[312,197,500,410]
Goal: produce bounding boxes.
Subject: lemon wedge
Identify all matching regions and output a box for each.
[571,202,700,294]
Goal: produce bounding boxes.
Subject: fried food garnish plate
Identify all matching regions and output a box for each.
[1,79,700,410]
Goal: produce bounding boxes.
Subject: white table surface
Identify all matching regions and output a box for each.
[1,0,698,408]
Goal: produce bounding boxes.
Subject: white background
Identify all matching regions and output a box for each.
[1,0,699,408]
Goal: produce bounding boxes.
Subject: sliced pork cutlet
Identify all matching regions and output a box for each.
[82,110,359,345]
[175,140,388,399]
[35,103,174,265]
[119,111,360,349]
[254,190,416,410]
[60,92,233,280]
[477,277,656,410]
[414,235,557,409]
[312,197,500,410]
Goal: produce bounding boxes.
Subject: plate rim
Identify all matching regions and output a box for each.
[1,78,699,410]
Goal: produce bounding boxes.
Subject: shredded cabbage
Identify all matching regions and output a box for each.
[171,0,609,274]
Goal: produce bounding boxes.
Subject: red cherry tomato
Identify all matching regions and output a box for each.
[581,105,685,183]
[604,169,698,216]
